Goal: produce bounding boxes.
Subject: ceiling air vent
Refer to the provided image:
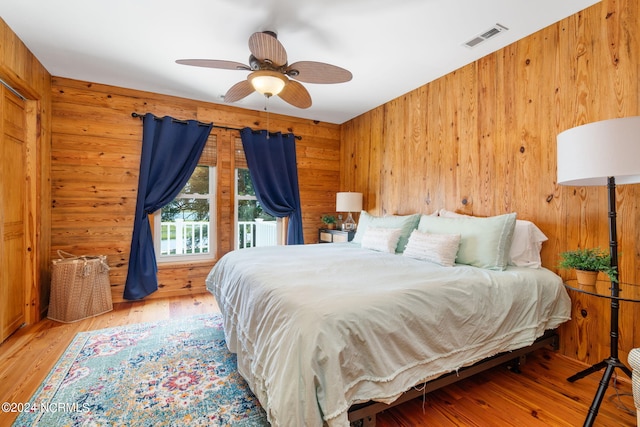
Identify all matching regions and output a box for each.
[464,23,509,48]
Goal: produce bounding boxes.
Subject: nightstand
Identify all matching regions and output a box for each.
[318,228,355,243]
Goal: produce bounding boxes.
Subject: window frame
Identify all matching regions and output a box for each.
[153,165,216,263]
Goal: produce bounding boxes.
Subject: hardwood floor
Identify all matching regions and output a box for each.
[0,293,636,426]
[375,351,636,427]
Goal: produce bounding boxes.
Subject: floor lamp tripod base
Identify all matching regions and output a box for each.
[567,356,632,427]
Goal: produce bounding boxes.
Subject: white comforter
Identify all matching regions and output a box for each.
[205,243,571,427]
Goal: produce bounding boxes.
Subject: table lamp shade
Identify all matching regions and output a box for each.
[557,116,640,186]
[336,192,363,213]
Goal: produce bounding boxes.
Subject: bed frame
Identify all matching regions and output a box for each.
[347,330,560,427]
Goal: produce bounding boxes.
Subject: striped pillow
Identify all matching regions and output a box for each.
[360,227,402,253]
[403,230,461,267]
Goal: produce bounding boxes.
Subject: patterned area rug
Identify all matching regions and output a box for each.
[13,314,268,426]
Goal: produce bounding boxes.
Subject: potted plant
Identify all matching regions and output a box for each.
[321,214,337,230]
[558,247,617,286]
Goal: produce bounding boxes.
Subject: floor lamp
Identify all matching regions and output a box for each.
[557,116,640,427]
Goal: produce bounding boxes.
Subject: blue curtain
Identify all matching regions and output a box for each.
[240,128,304,245]
[124,114,212,300]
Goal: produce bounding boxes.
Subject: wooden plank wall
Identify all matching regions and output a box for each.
[50,78,340,303]
[341,0,640,365]
[0,18,52,323]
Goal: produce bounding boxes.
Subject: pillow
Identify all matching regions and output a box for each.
[352,211,420,253]
[438,209,547,268]
[418,213,517,270]
[403,230,461,267]
[360,227,402,253]
[508,220,548,268]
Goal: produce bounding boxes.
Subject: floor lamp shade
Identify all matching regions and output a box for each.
[336,192,363,231]
[557,116,640,186]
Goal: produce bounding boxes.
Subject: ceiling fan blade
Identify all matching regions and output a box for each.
[286,61,352,84]
[278,80,312,109]
[176,59,251,71]
[224,80,255,103]
[248,32,288,67]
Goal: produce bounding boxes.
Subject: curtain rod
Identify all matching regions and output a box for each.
[131,112,302,140]
[131,112,211,127]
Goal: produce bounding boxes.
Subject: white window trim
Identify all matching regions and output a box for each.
[154,166,216,263]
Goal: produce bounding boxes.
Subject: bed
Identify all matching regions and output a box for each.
[205,211,571,427]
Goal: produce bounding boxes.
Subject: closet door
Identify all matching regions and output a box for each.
[1,85,27,342]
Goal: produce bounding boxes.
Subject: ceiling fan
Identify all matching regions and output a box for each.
[176,31,352,109]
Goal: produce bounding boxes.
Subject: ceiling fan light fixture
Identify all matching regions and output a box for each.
[249,70,287,97]
[177,31,351,108]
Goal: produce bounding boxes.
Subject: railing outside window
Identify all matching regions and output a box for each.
[237,219,277,249]
[160,219,209,255]
[160,219,277,254]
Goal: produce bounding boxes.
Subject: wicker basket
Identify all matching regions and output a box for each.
[48,251,113,323]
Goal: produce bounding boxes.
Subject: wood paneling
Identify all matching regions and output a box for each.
[50,79,341,303]
[340,0,640,365]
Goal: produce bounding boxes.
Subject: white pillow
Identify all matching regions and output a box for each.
[438,209,547,268]
[508,220,548,268]
[403,230,461,267]
[360,227,402,253]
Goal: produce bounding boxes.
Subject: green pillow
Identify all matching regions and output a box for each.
[353,211,420,253]
[417,213,517,270]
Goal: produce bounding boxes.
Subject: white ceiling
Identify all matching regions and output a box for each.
[1,0,599,124]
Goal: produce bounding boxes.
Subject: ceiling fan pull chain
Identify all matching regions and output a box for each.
[265,96,270,140]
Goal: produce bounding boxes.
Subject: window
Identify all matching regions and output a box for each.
[153,134,217,263]
[154,165,216,262]
[235,168,281,249]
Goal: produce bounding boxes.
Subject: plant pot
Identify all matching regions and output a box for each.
[325,223,335,230]
[575,270,598,288]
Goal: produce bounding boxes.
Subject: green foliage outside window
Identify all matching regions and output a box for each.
[237,168,275,222]
[162,166,210,222]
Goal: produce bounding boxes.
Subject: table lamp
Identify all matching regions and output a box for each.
[557,116,640,427]
[336,192,362,231]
